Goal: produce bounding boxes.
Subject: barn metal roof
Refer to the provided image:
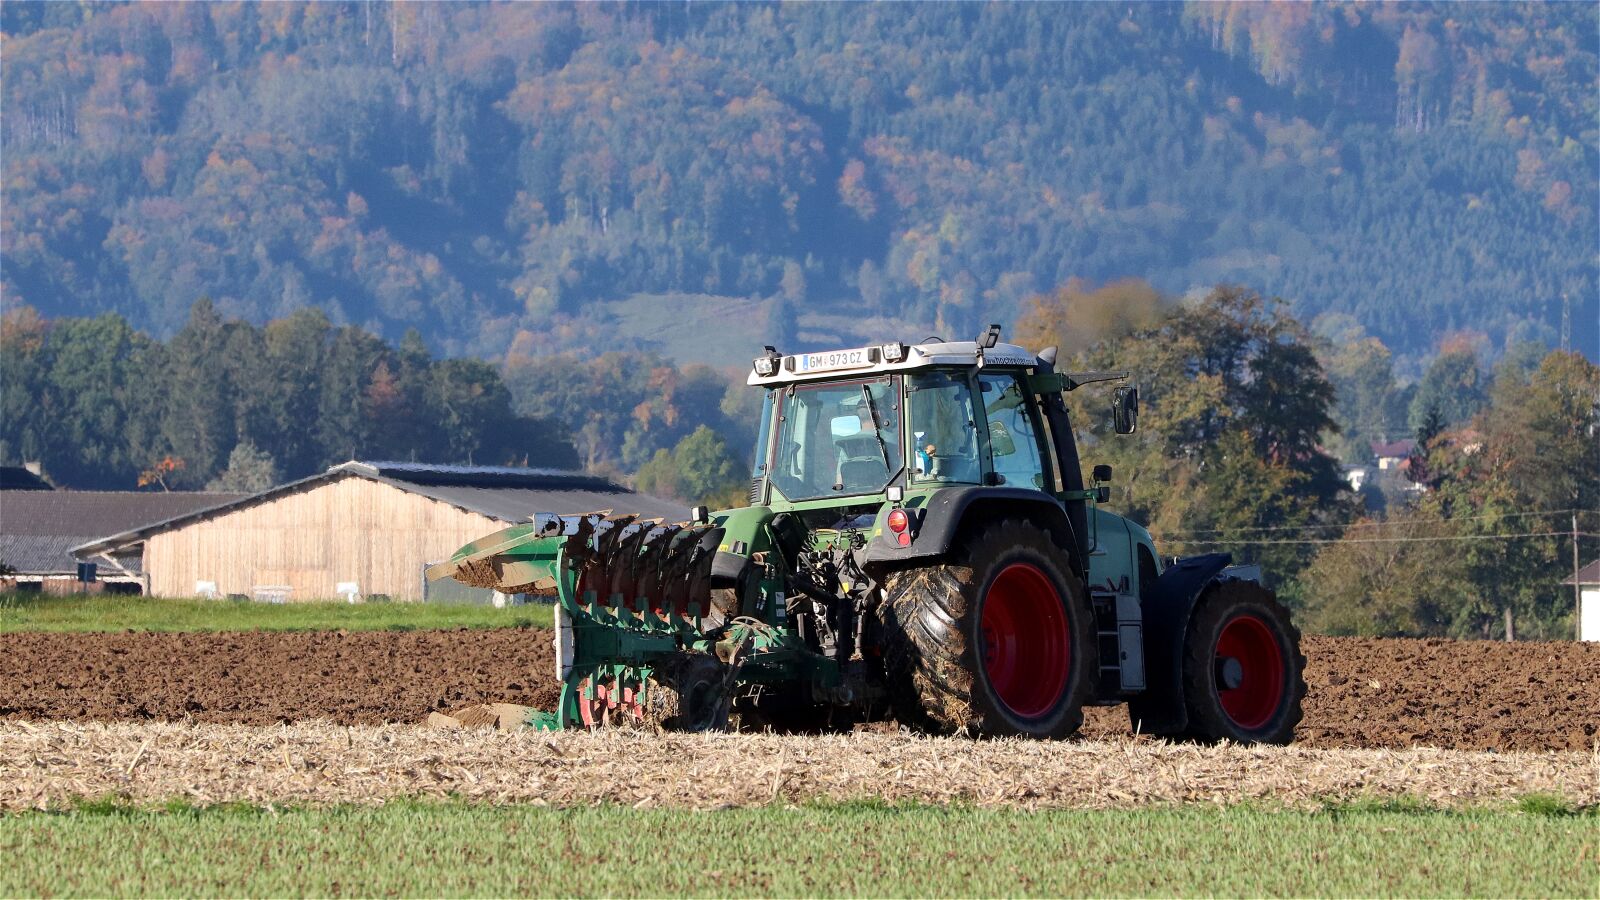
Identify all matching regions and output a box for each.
[69,461,687,558]
[1,490,245,574]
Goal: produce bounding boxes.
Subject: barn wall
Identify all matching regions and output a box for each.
[143,476,504,602]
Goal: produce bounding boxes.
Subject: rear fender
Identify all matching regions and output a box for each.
[1130,552,1233,734]
[862,486,1084,579]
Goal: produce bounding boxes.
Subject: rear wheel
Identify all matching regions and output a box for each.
[1177,580,1305,744]
[877,519,1096,738]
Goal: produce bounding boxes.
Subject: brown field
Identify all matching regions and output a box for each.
[1,628,1597,752]
[2,721,1596,812]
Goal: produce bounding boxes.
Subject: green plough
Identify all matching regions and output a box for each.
[428,512,803,731]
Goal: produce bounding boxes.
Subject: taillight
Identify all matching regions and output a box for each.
[887,508,911,546]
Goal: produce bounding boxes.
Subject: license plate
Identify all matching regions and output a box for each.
[797,347,872,373]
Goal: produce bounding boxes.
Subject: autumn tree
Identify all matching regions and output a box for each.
[1408,344,1489,432]
[1022,282,1351,594]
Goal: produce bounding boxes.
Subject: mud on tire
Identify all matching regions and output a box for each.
[648,653,734,732]
[875,519,1096,738]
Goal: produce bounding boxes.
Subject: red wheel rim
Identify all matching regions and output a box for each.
[979,562,1071,719]
[1215,614,1286,730]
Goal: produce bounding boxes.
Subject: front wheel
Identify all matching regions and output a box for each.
[1177,580,1306,744]
[877,519,1097,738]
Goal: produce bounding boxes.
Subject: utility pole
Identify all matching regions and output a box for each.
[1575,513,1582,641]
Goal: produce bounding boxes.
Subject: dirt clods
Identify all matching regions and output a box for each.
[0,628,559,726]
[2,628,1596,752]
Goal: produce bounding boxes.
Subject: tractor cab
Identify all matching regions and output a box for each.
[746,336,1099,507]
[742,335,1146,581]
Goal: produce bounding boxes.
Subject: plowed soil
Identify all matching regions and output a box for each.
[1,629,1596,751]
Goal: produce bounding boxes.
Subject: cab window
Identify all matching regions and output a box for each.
[907,370,982,485]
[979,372,1046,491]
[751,390,776,480]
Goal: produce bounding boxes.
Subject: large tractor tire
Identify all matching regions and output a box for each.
[1162,580,1306,744]
[876,519,1096,738]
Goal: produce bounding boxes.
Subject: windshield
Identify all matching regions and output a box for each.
[770,376,903,501]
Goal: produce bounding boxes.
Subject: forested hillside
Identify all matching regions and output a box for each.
[0,301,575,490]
[3,2,1594,366]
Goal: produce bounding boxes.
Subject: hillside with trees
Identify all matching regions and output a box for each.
[3,2,1595,368]
[0,300,575,490]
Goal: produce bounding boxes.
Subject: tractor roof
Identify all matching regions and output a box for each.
[747,339,1037,386]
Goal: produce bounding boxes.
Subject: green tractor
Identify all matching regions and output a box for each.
[430,327,1306,742]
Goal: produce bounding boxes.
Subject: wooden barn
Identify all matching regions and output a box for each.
[72,461,685,603]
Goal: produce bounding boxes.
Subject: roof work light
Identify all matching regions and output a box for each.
[753,345,782,377]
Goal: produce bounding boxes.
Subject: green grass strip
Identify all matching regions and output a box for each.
[1,799,1594,897]
[0,593,552,633]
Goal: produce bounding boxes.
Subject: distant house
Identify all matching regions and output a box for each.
[71,461,686,603]
[1563,559,1600,643]
[1369,439,1416,472]
[1,489,245,593]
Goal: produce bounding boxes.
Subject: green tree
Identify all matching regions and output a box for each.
[158,299,238,488]
[632,448,680,501]
[672,426,743,505]
[1298,517,1465,636]
[1408,348,1488,432]
[206,441,281,493]
[1313,314,1407,462]
[1304,349,1599,639]
[1022,282,1351,594]
[633,426,745,506]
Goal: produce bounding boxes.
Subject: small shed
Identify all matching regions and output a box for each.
[1563,559,1600,642]
[72,461,685,603]
[1,490,245,593]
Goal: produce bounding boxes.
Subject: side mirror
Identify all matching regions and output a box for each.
[1112,385,1139,435]
[1092,464,1113,483]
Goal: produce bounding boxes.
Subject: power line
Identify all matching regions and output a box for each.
[1158,507,1597,538]
[1167,530,1600,547]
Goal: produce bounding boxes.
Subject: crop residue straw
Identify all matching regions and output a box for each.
[1,721,1595,811]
